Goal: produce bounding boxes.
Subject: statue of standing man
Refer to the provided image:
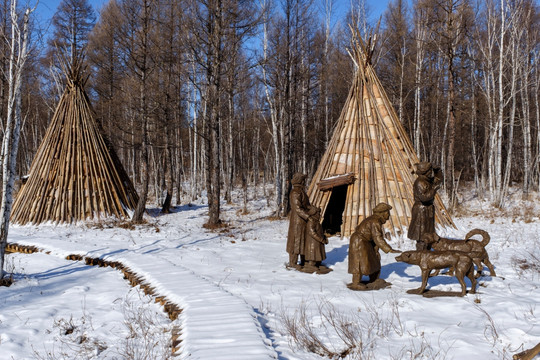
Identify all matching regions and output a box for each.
[286,173,311,270]
[408,162,443,250]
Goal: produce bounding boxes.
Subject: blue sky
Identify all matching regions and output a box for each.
[37,0,395,29]
[35,0,108,37]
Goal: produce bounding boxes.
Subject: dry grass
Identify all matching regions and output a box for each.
[280,296,451,360]
[121,294,174,360]
[86,218,160,233]
[512,250,540,278]
[202,219,229,230]
[449,187,540,223]
[473,304,520,359]
[32,294,174,360]
[33,309,108,360]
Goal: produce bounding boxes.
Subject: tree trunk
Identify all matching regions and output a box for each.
[205,0,223,227]
[0,2,31,279]
[132,0,151,223]
[161,126,174,213]
[260,1,282,216]
[494,0,506,203]
[499,22,520,207]
[446,61,456,201]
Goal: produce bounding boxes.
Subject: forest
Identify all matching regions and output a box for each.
[2,0,540,224]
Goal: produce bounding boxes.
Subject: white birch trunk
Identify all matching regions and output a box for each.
[0,1,32,279]
[519,4,532,197]
[477,1,498,198]
[260,0,282,215]
[520,65,531,197]
[499,0,522,207]
[398,38,406,125]
[226,91,234,203]
[469,47,480,193]
[300,53,307,174]
[413,15,425,157]
[189,55,199,201]
[535,52,540,190]
[322,0,333,147]
[494,0,506,202]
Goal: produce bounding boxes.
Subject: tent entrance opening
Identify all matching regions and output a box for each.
[322,185,348,235]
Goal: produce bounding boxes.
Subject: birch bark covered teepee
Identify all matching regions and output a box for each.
[11,55,138,224]
[307,29,455,237]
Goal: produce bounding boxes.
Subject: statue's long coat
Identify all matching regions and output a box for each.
[408,175,438,241]
[304,217,326,262]
[286,185,311,255]
[348,214,392,275]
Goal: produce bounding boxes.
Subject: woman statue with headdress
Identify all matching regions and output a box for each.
[408,162,442,250]
[286,173,311,269]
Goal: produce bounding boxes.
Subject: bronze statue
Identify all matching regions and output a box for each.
[347,203,399,290]
[395,250,477,296]
[302,206,332,274]
[286,173,311,269]
[427,228,496,277]
[408,162,442,250]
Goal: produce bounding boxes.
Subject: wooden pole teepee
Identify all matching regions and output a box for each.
[307,30,455,237]
[11,56,138,225]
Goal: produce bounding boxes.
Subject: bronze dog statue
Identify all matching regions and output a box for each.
[395,250,477,296]
[425,229,496,277]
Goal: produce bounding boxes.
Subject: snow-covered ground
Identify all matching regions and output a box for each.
[1,187,539,359]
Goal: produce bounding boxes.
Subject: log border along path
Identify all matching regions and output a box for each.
[5,241,277,360]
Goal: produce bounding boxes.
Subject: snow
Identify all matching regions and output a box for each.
[1,188,539,360]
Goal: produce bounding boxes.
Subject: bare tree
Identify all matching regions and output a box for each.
[157,0,186,213]
[259,0,283,216]
[49,0,96,64]
[185,0,259,225]
[382,0,411,126]
[46,0,96,103]
[88,0,124,141]
[428,0,473,201]
[110,0,159,222]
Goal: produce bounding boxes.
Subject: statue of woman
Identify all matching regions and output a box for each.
[408,162,442,250]
[286,173,311,269]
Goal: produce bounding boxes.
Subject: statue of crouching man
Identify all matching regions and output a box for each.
[347,203,400,290]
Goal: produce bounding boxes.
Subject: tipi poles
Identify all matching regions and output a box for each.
[11,59,138,224]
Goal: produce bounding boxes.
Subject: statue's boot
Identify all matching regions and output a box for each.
[287,254,302,270]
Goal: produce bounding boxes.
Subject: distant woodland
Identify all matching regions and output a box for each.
[3,0,540,222]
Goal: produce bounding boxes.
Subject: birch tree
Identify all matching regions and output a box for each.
[429,0,472,199]
[499,0,525,206]
[0,0,33,280]
[259,0,283,216]
[412,0,429,157]
[491,0,507,202]
[320,0,334,148]
[516,0,537,198]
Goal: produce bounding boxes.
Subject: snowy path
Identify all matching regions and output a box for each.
[10,234,277,360]
[114,254,277,360]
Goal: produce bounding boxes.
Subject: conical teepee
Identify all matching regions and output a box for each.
[11,57,138,224]
[307,31,455,237]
